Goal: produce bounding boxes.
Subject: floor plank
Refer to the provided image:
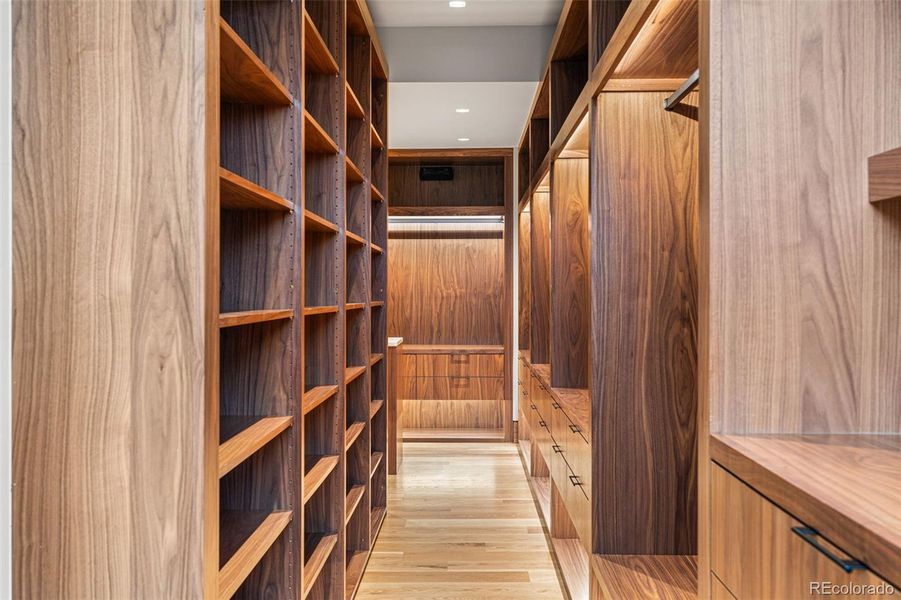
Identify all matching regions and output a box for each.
[357,443,566,599]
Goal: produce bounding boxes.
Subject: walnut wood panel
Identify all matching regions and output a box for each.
[388,223,503,345]
[11,1,207,596]
[589,0,630,69]
[518,209,532,351]
[869,147,901,203]
[591,91,698,555]
[411,353,504,378]
[589,555,697,600]
[389,162,505,207]
[710,464,891,597]
[529,191,552,364]
[409,376,503,402]
[401,400,503,429]
[550,59,588,142]
[705,0,901,434]
[530,119,551,177]
[550,158,590,389]
[611,0,698,81]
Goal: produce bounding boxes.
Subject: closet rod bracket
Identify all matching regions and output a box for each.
[663,69,700,111]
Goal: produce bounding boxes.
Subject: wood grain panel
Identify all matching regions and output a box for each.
[591,91,699,554]
[550,59,588,142]
[530,191,552,364]
[550,159,590,389]
[589,555,697,600]
[611,0,698,80]
[518,210,532,351]
[12,1,207,596]
[706,0,901,434]
[389,162,505,208]
[388,223,503,345]
[869,147,901,203]
[413,353,504,378]
[411,377,503,402]
[401,400,503,429]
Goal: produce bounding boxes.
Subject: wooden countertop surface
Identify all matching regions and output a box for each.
[520,351,590,438]
[402,344,504,355]
[711,434,901,585]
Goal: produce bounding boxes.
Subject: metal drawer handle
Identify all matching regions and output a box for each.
[568,474,582,487]
[530,404,537,410]
[538,420,547,428]
[552,444,563,454]
[568,424,580,433]
[552,402,560,409]
[791,527,866,573]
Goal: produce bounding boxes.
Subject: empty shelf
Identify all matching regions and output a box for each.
[219,416,293,478]
[219,510,292,600]
[345,421,366,451]
[304,209,339,234]
[370,243,384,255]
[346,82,365,119]
[345,485,366,525]
[369,353,384,366]
[346,155,365,183]
[302,532,338,599]
[345,551,368,600]
[370,300,385,308]
[303,384,338,415]
[219,19,292,106]
[304,110,339,155]
[370,506,387,537]
[219,168,293,211]
[303,455,339,504]
[370,123,385,149]
[346,302,365,312]
[346,230,366,246]
[303,10,339,75]
[304,305,339,316]
[370,452,383,478]
[370,183,385,203]
[218,309,293,328]
[345,365,366,385]
[369,400,384,420]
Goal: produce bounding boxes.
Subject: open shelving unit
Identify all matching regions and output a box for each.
[205,1,389,598]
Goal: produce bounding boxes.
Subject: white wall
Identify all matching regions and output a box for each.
[1,0,12,595]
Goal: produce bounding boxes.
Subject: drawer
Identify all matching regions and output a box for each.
[553,453,591,547]
[415,353,503,377]
[398,376,416,399]
[711,464,891,599]
[413,376,503,400]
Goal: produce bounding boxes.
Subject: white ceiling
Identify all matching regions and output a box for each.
[389,81,537,148]
[370,0,562,27]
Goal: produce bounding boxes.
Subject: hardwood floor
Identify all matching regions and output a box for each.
[357,443,565,599]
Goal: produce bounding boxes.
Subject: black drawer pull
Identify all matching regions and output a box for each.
[552,444,563,454]
[568,474,582,487]
[791,527,866,573]
[538,420,547,428]
[552,402,560,409]
[530,403,537,410]
[568,424,580,433]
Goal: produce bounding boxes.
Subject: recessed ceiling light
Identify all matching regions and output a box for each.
[449,0,466,7]
[455,108,470,113]
[457,137,470,142]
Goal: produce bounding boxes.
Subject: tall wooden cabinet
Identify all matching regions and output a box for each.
[12,0,389,598]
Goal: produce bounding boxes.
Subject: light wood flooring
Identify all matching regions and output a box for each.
[357,443,566,599]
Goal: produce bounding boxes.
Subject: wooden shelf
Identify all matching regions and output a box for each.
[345,365,366,385]
[218,309,293,328]
[303,455,340,504]
[370,452,383,478]
[220,168,293,211]
[370,183,385,203]
[346,155,365,183]
[369,353,384,366]
[304,109,339,155]
[345,485,366,525]
[304,305,339,317]
[369,399,384,420]
[219,18,292,106]
[389,205,505,217]
[346,82,365,119]
[346,230,366,246]
[370,506,387,536]
[345,421,366,451]
[370,243,384,255]
[219,510,292,600]
[346,302,365,311]
[303,10,339,75]
[345,551,369,600]
[370,123,385,149]
[303,384,338,415]
[370,300,385,308]
[551,538,589,600]
[219,416,293,478]
[304,209,339,234]
[302,532,339,599]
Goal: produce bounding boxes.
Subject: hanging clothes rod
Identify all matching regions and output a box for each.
[663,68,700,111]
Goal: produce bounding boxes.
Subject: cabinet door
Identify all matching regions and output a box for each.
[711,464,891,599]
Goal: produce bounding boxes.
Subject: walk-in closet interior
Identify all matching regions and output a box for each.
[7,0,900,598]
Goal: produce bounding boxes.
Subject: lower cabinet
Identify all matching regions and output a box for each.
[710,464,892,599]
